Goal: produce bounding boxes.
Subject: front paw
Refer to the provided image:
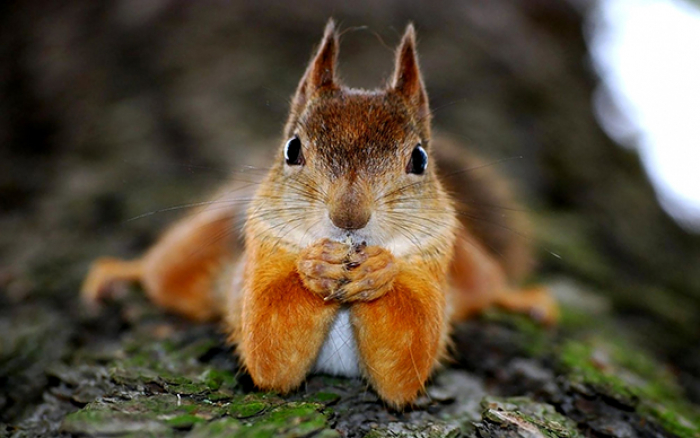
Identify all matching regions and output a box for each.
[297,239,350,298]
[297,239,398,303]
[329,244,398,303]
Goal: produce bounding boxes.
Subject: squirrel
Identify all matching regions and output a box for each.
[81,20,557,408]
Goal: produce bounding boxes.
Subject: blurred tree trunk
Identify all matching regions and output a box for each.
[5,0,698,348]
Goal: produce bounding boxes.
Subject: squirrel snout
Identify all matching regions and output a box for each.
[330,207,371,230]
[328,185,372,230]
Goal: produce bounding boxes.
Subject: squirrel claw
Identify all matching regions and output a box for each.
[325,290,343,301]
[298,239,349,297]
[340,246,398,302]
[298,239,398,303]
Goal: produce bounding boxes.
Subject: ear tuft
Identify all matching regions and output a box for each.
[391,24,428,118]
[309,19,338,90]
[285,19,340,136]
[300,18,339,98]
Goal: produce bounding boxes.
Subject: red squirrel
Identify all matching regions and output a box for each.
[82,20,557,408]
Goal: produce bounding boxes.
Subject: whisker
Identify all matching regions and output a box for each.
[286,172,327,200]
[390,224,424,254]
[438,155,525,179]
[245,220,302,251]
[382,217,431,254]
[120,158,232,177]
[189,225,242,260]
[267,218,313,254]
[375,156,525,204]
[383,213,506,262]
[124,200,244,223]
[417,97,472,123]
[261,86,294,108]
[385,213,454,232]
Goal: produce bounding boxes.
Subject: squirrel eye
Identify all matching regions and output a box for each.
[284,135,304,166]
[406,144,428,175]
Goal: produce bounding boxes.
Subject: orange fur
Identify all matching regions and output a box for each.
[353,266,448,407]
[82,204,239,321]
[448,227,509,321]
[81,19,557,409]
[235,239,339,392]
[448,227,558,324]
[82,257,144,301]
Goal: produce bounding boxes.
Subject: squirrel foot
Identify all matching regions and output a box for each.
[81,257,143,309]
[297,239,349,297]
[297,238,398,303]
[332,244,397,302]
[495,286,559,325]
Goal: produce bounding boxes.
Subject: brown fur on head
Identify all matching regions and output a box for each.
[249,20,456,261]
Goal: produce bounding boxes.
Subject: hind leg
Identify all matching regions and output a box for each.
[492,285,558,324]
[82,257,144,303]
[449,228,558,324]
[81,204,242,321]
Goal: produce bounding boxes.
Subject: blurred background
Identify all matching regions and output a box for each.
[591,0,700,231]
[1,0,699,422]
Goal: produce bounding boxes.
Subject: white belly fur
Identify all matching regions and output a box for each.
[313,308,361,377]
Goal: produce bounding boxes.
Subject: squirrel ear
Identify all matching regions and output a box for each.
[291,20,339,105]
[285,19,339,136]
[390,24,429,120]
[306,19,339,92]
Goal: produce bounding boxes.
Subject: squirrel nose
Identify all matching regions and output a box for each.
[330,207,371,230]
[329,185,372,230]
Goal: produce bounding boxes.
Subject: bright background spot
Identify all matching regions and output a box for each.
[589,0,700,231]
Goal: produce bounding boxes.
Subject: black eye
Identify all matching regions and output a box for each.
[284,135,304,166]
[406,144,428,175]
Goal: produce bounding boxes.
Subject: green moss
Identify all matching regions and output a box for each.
[259,403,323,423]
[237,402,332,437]
[165,414,207,429]
[61,409,173,437]
[187,418,242,437]
[118,394,191,414]
[225,393,286,419]
[198,368,237,392]
[558,304,603,332]
[106,337,239,402]
[160,374,194,386]
[174,338,220,361]
[305,391,341,405]
[61,392,235,436]
[480,397,583,438]
[168,383,211,395]
[558,338,700,438]
[481,310,552,356]
[559,340,637,404]
[206,392,234,402]
[363,422,461,438]
[109,364,158,386]
[228,401,268,419]
[643,404,700,438]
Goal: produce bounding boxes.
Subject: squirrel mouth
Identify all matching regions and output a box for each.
[342,233,367,253]
[340,230,370,248]
[322,221,376,251]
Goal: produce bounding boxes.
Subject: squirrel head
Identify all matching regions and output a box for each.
[250,20,455,257]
